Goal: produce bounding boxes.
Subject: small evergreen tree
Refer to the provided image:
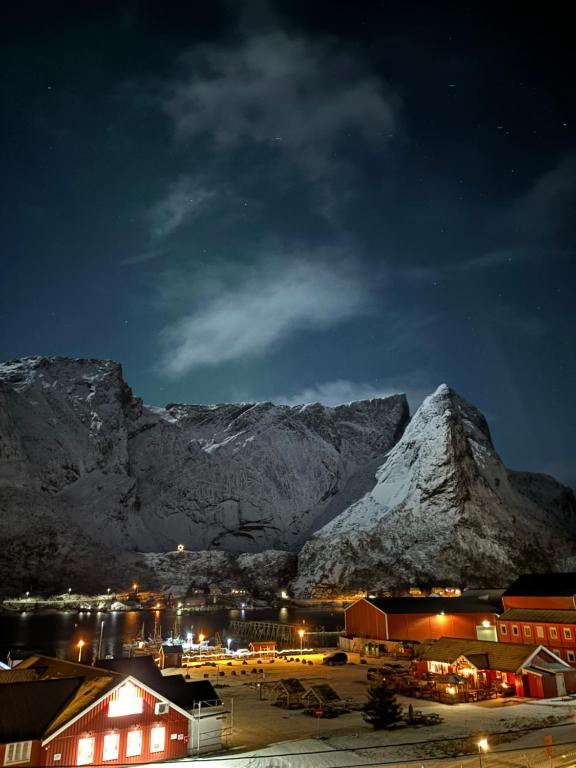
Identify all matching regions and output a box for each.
[362,681,404,729]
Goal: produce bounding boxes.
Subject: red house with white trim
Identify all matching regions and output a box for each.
[0,656,224,767]
[497,574,576,666]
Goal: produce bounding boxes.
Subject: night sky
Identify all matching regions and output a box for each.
[0,2,574,487]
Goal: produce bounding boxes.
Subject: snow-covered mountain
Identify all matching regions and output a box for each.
[0,356,408,593]
[294,384,576,595]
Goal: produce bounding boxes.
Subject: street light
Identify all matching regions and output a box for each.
[77,639,85,663]
[132,583,138,593]
[298,629,304,654]
[477,738,489,768]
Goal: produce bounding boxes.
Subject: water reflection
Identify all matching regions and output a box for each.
[0,606,343,662]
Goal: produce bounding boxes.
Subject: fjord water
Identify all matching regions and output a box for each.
[0,606,344,662]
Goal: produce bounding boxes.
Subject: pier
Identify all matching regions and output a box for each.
[228,620,341,648]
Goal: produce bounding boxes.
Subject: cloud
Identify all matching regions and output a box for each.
[272,377,430,410]
[161,32,397,174]
[159,253,374,376]
[147,176,216,241]
[510,154,576,236]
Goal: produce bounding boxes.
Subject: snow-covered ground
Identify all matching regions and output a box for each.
[160,653,576,767]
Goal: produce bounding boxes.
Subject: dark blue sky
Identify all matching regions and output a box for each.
[0,1,574,486]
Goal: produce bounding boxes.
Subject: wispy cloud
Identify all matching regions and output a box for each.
[162,32,397,175]
[148,176,216,241]
[159,252,374,376]
[510,154,576,236]
[272,378,430,409]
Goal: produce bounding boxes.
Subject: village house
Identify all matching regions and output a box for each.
[342,596,500,654]
[497,574,576,665]
[0,655,225,767]
[415,636,576,699]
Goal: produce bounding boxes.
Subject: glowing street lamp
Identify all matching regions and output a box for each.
[132,583,138,593]
[77,639,85,663]
[199,633,205,645]
[477,738,489,768]
[298,628,305,654]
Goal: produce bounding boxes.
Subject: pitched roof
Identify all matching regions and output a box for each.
[503,573,576,598]
[361,596,501,615]
[95,657,220,708]
[6,655,123,738]
[161,644,183,654]
[419,637,567,673]
[499,608,576,624]
[0,678,82,740]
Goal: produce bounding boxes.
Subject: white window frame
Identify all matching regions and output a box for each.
[567,650,575,663]
[150,726,166,754]
[76,737,95,766]
[499,624,508,635]
[523,625,532,637]
[4,742,32,766]
[563,628,572,640]
[550,627,558,639]
[536,626,545,638]
[511,624,519,636]
[102,733,120,762]
[126,730,142,758]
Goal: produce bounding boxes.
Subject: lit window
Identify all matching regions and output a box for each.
[536,626,544,638]
[150,727,166,753]
[523,625,531,637]
[550,627,558,639]
[511,625,519,636]
[108,682,143,717]
[564,628,572,640]
[126,731,142,758]
[4,742,32,765]
[499,624,508,635]
[77,737,95,766]
[102,734,119,762]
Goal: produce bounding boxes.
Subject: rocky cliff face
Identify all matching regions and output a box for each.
[294,384,576,595]
[0,356,408,593]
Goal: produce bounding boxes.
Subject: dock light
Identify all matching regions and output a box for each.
[227,638,232,650]
[25,591,29,597]
[298,629,305,653]
[68,587,72,594]
[77,639,85,663]
[199,633,205,645]
[477,738,489,768]
[107,588,111,594]
[132,583,138,592]
[177,544,185,552]
[447,686,456,695]
[281,590,288,600]
[482,620,491,628]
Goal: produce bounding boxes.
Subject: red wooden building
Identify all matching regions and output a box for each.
[497,574,576,666]
[416,636,576,698]
[0,656,224,767]
[344,596,499,652]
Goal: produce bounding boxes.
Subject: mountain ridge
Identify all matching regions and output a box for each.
[0,356,574,596]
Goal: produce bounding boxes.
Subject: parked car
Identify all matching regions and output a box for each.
[322,652,348,666]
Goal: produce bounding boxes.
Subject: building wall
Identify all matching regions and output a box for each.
[43,682,190,767]
[497,620,576,665]
[345,600,388,640]
[502,595,576,611]
[345,600,498,643]
[0,740,43,767]
[387,612,497,642]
